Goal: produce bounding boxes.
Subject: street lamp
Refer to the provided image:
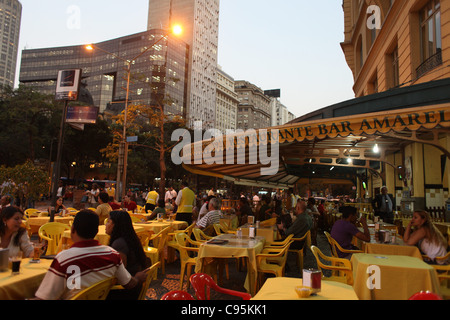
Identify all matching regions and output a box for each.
[85,26,182,201]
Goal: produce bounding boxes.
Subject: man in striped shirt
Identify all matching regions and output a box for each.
[34,210,146,300]
[196,197,223,230]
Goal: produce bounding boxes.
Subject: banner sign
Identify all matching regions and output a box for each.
[66,106,99,124]
[55,69,82,101]
[277,105,450,144]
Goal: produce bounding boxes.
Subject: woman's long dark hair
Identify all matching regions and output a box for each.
[0,206,26,246]
[108,210,147,270]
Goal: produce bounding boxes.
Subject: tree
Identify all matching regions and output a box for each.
[0,161,50,209]
[0,85,61,167]
[102,96,186,196]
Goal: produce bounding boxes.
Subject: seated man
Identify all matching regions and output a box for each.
[330,206,370,258]
[277,200,312,250]
[34,210,147,300]
[196,197,223,230]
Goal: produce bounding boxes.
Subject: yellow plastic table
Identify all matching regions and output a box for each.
[351,253,441,300]
[364,243,423,259]
[195,233,265,296]
[252,277,359,300]
[0,258,52,300]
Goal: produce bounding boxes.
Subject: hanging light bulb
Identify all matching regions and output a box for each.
[373,144,379,153]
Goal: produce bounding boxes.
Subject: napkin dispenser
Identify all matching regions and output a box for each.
[0,248,9,271]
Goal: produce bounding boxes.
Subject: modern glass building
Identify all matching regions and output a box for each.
[19,29,189,116]
[0,0,21,88]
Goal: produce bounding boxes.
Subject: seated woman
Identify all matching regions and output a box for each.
[53,197,67,215]
[105,210,150,299]
[148,199,166,220]
[403,210,448,264]
[0,206,34,258]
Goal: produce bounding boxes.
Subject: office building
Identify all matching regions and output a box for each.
[0,0,21,88]
[148,0,220,128]
[215,67,238,132]
[19,29,189,116]
[235,80,271,130]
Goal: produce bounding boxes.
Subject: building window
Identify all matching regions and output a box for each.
[392,46,399,88]
[417,0,441,77]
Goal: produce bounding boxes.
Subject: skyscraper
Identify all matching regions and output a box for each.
[148,0,220,129]
[0,0,21,88]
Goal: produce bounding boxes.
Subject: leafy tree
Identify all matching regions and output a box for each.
[0,85,61,166]
[0,161,50,209]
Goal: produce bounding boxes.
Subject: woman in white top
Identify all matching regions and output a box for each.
[404,210,448,264]
[0,206,34,258]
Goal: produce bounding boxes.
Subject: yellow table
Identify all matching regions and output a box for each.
[195,233,265,296]
[134,220,188,234]
[0,258,52,300]
[351,253,441,300]
[252,277,359,300]
[27,216,74,234]
[364,243,423,259]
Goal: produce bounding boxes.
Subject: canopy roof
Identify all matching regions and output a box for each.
[182,104,450,188]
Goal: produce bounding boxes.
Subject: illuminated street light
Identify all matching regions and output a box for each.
[85,26,182,201]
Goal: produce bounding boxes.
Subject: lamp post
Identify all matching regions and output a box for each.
[86,26,182,202]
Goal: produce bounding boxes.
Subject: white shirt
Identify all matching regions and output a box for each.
[165,190,177,202]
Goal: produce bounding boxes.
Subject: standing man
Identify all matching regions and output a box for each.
[175,181,196,225]
[372,186,395,224]
[145,186,159,213]
[164,185,177,204]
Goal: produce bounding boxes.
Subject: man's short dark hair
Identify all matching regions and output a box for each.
[73,209,99,239]
[341,206,357,219]
[99,192,109,203]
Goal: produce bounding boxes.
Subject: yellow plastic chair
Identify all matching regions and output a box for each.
[260,218,277,227]
[324,231,363,258]
[167,222,196,251]
[263,234,294,249]
[193,228,214,242]
[144,227,171,275]
[38,222,71,255]
[288,230,311,272]
[213,223,236,235]
[138,262,161,300]
[24,208,40,218]
[310,245,354,285]
[70,277,117,300]
[256,240,293,291]
[175,232,201,290]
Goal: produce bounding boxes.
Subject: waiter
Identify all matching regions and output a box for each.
[175,181,196,225]
[372,186,395,224]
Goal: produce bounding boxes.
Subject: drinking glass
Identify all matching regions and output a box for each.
[10,252,22,275]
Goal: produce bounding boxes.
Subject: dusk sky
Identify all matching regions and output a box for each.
[17,0,356,118]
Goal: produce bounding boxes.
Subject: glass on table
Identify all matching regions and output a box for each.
[32,242,44,262]
[10,252,22,275]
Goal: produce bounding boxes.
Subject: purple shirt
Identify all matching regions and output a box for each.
[330,220,360,258]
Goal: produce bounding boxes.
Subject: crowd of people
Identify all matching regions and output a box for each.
[0,179,448,300]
